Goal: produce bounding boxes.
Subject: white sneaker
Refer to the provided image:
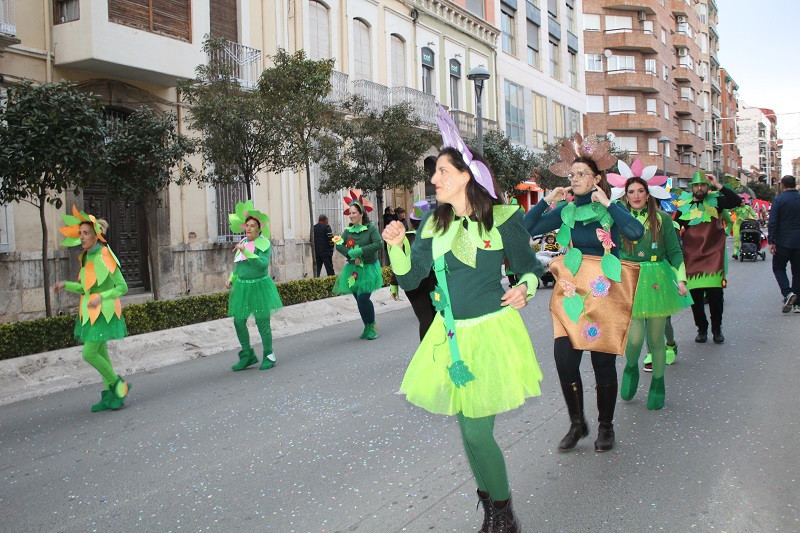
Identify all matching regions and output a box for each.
[782,293,797,313]
[794,305,800,314]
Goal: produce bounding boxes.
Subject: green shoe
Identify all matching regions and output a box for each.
[232,348,258,371]
[620,364,639,401]
[647,376,665,410]
[91,389,112,412]
[665,342,678,365]
[260,353,276,370]
[643,353,653,373]
[359,324,369,339]
[363,323,377,340]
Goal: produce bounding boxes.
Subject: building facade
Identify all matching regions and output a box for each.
[718,67,740,179]
[736,105,782,186]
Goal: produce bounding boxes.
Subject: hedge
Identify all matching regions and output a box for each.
[0,267,392,360]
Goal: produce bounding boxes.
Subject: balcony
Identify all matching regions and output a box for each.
[326,70,350,106]
[449,110,499,135]
[604,29,659,53]
[674,65,700,84]
[607,112,662,132]
[710,76,721,93]
[0,0,20,51]
[605,70,661,93]
[390,87,436,125]
[711,105,721,118]
[52,0,206,85]
[206,41,262,90]
[673,33,695,50]
[352,80,389,114]
[671,0,693,16]
[678,131,702,152]
[675,97,701,117]
[601,0,656,14]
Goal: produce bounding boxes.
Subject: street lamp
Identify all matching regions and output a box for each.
[658,136,671,177]
[713,157,722,182]
[467,65,491,154]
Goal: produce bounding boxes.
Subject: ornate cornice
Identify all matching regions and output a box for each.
[414,0,499,48]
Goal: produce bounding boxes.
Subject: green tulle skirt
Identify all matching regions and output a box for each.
[228,275,284,319]
[74,314,128,343]
[400,306,543,418]
[333,261,383,295]
[632,261,693,318]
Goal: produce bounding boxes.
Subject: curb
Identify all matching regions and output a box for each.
[0,287,407,406]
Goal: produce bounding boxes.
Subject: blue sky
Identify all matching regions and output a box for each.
[718,0,800,174]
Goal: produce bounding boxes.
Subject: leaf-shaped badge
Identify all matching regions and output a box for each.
[560,203,577,228]
[556,226,572,248]
[451,223,477,267]
[601,253,622,282]
[563,293,584,323]
[564,247,583,276]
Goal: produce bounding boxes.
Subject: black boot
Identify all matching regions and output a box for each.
[695,330,707,343]
[476,490,493,533]
[712,329,725,344]
[492,498,520,533]
[595,382,618,452]
[558,380,589,451]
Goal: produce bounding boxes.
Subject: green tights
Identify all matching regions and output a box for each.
[625,317,667,378]
[233,316,273,354]
[82,342,118,388]
[457,413,510,501]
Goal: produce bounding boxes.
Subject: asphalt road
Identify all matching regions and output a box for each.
[1,243,798,532]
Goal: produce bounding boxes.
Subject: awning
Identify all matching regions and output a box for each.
[516,181,543,192]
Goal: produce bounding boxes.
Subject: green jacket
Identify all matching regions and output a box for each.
[336,222,382,264]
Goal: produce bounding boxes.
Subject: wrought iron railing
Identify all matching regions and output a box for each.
[326,70,350,105]
[352,79,389,113]
[215,182,249,243]
[390,87,436,124]
[0,0,16,35]
[207,40,263,90]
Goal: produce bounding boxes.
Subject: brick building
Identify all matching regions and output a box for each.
[718,67,740,178]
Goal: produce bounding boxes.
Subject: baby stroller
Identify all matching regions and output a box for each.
[738,219,766,261]
[532,233,564,287]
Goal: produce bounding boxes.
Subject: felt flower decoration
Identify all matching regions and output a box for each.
[342,189,374,215]
[59,205,107,247]
[607,158,671,201]
[549,133,618,177]
[595,228,616,250]
[559,279,577,298]
[582,322,602,342]
[430,285,449,313]
[589,275,611,298]
[228,200,270,237]
[346,238,355,249]
[332,235,342,244]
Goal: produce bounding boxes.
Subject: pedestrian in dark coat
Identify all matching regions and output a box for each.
[314,214,335,277]
[768,175,800,313]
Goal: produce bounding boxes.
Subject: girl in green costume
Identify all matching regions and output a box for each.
[333,190,383,340]
[617,177,692,410]
[383,143,543,532]
[54,206,130,412]
[226,200,283,371]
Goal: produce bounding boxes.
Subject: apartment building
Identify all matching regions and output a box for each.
[718,67,740,178]
[736,105,782,186]
[0,0,458,321]
[492,0,586,156]
[582,0,710,184]
[792,156,800,178]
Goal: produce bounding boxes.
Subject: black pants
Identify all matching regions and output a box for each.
[772,246,800,297]
[553,336,617,386]
[689,287,724,334]
[316,255,334,277]
[406,272,437,341]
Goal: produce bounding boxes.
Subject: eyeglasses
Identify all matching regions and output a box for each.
[567,171,596,181]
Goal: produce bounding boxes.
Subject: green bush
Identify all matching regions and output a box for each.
[0,267,393,360]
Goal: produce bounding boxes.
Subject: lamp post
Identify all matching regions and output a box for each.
[467,65,491,154]
[713,157,722,182]
[658,136,671,177]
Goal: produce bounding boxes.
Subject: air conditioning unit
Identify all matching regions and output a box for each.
[638,11,647,21]
[677,15,687,23]
[678,48,688,57]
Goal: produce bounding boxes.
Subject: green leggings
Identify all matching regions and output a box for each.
[625,317,667,379]
[233,316,273,355]
[82,342,118,388]
[457,413,510,501]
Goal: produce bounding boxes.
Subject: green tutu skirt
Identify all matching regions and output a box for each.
[400,306,543,418]
[74,315,128,343]
[333,261,383,295]
[632,261,693,319]
[228,275,284,319]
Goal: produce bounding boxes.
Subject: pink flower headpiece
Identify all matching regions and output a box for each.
[435,103,497,199]
[343,189,374,215]
[607,159,671,201]
[549,132,618,177]
[738,193,751,205]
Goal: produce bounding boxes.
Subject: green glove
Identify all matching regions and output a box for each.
[390,284,398,298]
[347,247,363,259]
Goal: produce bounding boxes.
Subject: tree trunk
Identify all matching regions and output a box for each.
[39,195,53,317]
[306,159,317,277]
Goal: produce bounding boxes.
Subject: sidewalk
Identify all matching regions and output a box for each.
[0,287,407,406]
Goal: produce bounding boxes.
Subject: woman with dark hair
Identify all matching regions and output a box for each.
[614,174,690,410]
[523,134,644,453]
[333,190,383,340]
[226,200,283,371]
[384,108,544,532]
[54,207,131,412]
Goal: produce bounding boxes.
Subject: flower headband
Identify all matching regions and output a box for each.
[59,205,106,247]
[229,199,271,239]
[549,132,618,178]
[435,103,497,199]
[343,189,373,215]
[607,159,672,201]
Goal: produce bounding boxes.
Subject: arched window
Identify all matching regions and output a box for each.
[353,19,372,80]
[308,0,331,60]
[390,34,406,87]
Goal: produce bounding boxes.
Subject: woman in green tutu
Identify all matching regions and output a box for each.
[333,190,383,340]
[616,176,692,410]
[53,206,131,412]
[381,104,543,533]
[226,200,283,371]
